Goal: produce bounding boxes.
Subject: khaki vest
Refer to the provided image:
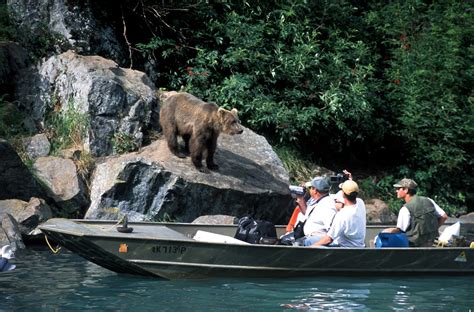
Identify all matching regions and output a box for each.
[404,196,439,247]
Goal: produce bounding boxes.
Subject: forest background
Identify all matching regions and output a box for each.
[1,1,473,215]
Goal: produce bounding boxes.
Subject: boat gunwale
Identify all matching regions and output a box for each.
[39,224,472,251]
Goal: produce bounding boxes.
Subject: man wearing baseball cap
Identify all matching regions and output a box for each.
[382,178,448,247]
[310,180,366,247]
[296,177,337,245]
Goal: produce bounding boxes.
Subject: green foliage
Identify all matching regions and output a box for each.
[133,0,473,213]
[112,131,139,155]
[367,1,474,211]
[273,145,316,184]
[0,4,15,41]
[44,98,89,154]
[0,95,29,138]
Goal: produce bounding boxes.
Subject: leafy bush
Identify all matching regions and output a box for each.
[0,95,29,138]
[367,1,474,212]
[122,1,474,213]
[112,131,139,154]
[0,3,15,41]
[44,98,89,154]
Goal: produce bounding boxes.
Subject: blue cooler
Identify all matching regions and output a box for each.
[375,232,409,248]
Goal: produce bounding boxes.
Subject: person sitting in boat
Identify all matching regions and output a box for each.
[286,181,313,233]
[309,180,367,247]
[299,177,337,245]
[382,178,448,247]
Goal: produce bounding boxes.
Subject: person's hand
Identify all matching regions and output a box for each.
[343,169,352,180]
[295,195,305,206]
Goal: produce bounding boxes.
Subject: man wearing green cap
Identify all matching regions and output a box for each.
[383,178,448,247]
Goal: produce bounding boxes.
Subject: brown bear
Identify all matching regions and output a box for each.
[159,92,243,173]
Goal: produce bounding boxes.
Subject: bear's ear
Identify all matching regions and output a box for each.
[218,107,228,115]
[230,108,238,117]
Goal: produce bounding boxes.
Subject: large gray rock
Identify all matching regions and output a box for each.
[0,139,46,201]
[23,133,51,159]
[6,0,126,63]
[365,198,397,224]
[85,131,292,224]
[0,197,52,235]
[0,213,25,250]
[33,156,89,214]
[16,51,158,156]
[192,215,238,225]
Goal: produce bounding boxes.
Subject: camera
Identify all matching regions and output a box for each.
[329,173,349,184]
[289,185,305,197]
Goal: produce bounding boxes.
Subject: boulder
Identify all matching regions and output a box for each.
[365,198,397,224]
[0,139,46,201]
[192,215,238,225]
[6,0,126,63]
[16,50,158,156]
[0,213,25,250]
[33,156,89,214]
[85,131,292,224]
[23,133,50,159]
[0,197,52,235]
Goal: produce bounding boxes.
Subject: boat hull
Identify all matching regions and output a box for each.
[39,219,474,279]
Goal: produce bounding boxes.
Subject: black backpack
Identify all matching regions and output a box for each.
[234,216,277,244]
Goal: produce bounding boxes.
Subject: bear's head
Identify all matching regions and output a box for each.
[217,108,244,135]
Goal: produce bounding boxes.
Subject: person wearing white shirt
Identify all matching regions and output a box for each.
[302,177,337,246]
[310,180,366,247]
[382,178,448,246]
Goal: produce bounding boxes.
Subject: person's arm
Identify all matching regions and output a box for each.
[296,196,307,215]
[383,207,409,233]
[382,227,402,233]
[438,213,448,227]
[429,198,448,227]
[311,235,333,247]
[342,169,352,180]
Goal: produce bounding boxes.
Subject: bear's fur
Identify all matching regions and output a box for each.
[159,92,243,173]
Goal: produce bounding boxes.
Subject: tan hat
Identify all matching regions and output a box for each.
[393,178,417,189]
[341,180,359,195]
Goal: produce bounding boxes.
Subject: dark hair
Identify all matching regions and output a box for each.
[343,192,357,203]
[407,188,417,196]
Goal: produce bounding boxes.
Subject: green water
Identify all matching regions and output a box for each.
[1,247,473,311]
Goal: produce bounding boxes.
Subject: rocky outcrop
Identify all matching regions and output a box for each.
[0,197,52,235]
[0,213,25,250]
[0,139,46,201]
[85,131,292,224]
[365,198,397,224]
[6,0,126,63]
[192,215,238,225]
[33,156,89,214]
[16,51,159,156]
[23,133,51,159]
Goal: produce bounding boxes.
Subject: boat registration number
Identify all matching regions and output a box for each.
[152,245,186,254]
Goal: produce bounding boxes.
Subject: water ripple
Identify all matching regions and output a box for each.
[0,248,473,311]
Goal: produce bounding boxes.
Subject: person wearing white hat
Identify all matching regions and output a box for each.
[310,180,367,247]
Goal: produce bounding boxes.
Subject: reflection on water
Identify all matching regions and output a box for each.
[0,247,473,311]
